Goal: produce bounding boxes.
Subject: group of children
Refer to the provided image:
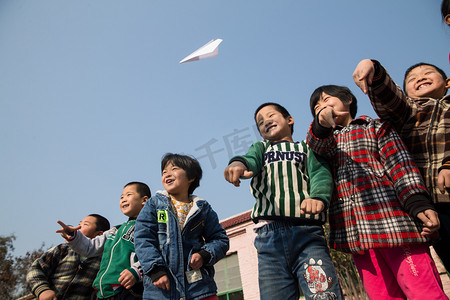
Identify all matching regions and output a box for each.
[25,4,450,298]
[26,57,450,300]
[27,155,229,300]
[223,59,450,299]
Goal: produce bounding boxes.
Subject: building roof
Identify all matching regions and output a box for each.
[220,210,252,229]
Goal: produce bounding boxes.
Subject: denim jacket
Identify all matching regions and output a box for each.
[135,191,229,300]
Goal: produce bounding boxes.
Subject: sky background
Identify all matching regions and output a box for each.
[1,0,449,257]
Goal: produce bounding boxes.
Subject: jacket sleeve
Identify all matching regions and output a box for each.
[306,117,336,159]
[306,145,333,208]
[26,244,67,297]
[134,198,167,277]
[66,228,107,257]
[127,252,143,282]
[229,141,265,176]
[368,60,416,130]
[376,120,433,210]
[200,204,230,267]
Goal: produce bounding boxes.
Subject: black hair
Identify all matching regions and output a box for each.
[309,85,358,118]
[124,181,151,198]
[442,0,450,24]
[88,214,110,232]
[403,62,448,95]
[254,102,294,134]
[161,153,202,195]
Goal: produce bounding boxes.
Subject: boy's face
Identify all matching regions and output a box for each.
[162,162,193,200]
[314,92,353,126]
[120,184,147,218]
[79,216,103,239]
[404,65,450,99]
[255,105,294,143]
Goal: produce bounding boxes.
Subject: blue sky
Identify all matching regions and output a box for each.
[1,0,449,256]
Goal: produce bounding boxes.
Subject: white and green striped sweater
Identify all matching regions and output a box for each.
[231,140,333,223]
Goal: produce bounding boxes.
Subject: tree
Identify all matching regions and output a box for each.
[0,235,18,299]
[0,234,46,300]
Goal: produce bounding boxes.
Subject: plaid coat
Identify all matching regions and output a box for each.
[26,243,101,299]
[307,116,431,253]
[368,60,450,204]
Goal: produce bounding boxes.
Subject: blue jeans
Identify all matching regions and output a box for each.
[254,221,344,300]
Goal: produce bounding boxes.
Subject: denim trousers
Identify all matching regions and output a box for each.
[254,221,344,300]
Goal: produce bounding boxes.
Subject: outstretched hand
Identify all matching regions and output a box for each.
[317,106,349,129]
[224,161,253,187]
[353,59,375,95]
[56,220,80,239]
[416,209,440,237]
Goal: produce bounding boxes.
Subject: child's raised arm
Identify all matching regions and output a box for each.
[223,161,253,187]
[56,220,81,239]
[353,59,375,94]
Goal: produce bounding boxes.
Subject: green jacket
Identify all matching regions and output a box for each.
[67,219,142,299]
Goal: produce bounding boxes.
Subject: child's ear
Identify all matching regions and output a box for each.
[287,116,294,126]
[95,230,104,237]
[445,78,450,90]
[142,196,149,205]
[445,14,450,25]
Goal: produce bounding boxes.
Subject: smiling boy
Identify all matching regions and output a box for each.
[135,153,229,300]
[353,59,450,273]
[57,181,151,299]
[224,102,344,300]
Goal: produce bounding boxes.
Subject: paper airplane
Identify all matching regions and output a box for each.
[179,39,223,64]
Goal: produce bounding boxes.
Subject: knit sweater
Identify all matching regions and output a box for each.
[230,140,333,223]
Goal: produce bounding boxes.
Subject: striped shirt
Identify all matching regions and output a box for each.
[369,60,450,204]
[230,140,333,223]
[307,116,432,253]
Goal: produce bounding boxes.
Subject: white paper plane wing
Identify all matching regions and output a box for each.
[179,39,223,64]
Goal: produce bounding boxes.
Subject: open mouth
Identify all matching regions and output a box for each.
[266,124,276,133]
[417,82,431,90]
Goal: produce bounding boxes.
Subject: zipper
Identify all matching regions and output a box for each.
[98,224,126,297]
[427,99,440,199]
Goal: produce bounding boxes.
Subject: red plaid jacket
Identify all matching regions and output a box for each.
[307,116,433,253]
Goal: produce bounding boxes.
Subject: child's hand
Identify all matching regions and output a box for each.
[317,107,349,128]
[118,269,136,289]
[300,199,325,215]
[437,169,450,194]
[38,290,57,300]
[416,209,440,237]
[189,252,204,270]
[56,220,81,239]
[353,59,375,95]
[224,161,253,187]
[153,275,170,291]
